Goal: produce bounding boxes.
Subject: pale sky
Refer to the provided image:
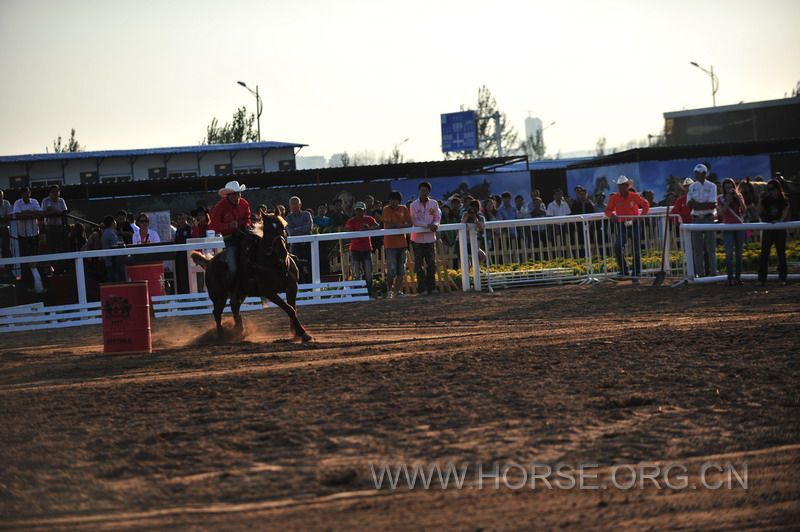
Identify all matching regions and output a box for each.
[1,0,798,163]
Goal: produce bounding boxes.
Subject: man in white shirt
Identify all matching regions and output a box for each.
[686,163,719,277]
[546,189,572,217]
[41,185,68,254]
[12,187,41,256]
[0,189,13,278]
[409,181,441,295]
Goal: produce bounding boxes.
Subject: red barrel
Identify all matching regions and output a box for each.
[100,281,152,354]
[127,263,166,297]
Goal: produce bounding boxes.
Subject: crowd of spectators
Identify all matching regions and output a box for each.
[0,169,795,297]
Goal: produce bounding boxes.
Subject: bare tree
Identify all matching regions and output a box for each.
[520,130,546,161]
[596,137,606,157]
[446,85,519,159]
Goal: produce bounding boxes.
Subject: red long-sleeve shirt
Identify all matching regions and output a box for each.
[210,196,251,236]
[604,191,650,221]
[671,194,692,224]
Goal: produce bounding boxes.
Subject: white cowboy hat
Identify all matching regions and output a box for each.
[219,180,246,197]
[682,177,694,186]
[616,175,630,185]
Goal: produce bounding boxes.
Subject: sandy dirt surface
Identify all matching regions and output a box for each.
[1,282,799,530]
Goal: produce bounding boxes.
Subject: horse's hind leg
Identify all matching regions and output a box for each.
[213,297,227,339]
[230,291,245,333]
[264,292,312,343]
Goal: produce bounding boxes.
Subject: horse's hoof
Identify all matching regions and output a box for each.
[300,333,313,343]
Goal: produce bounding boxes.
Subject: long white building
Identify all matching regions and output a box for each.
[0,140,305,189]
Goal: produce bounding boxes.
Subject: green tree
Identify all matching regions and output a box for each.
[446,85,519,159]
[520,130,546,161]
[201,107,258,144]
[52,128,83,153]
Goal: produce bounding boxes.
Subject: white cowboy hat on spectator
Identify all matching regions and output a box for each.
[682,177,694,186]
[219,180,246,197]
[616,175,630,185]
[693,164,708,174]
[353,201,366,210]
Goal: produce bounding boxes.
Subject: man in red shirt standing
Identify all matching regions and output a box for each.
[344,201,379,297]
[210,180,251,286]
[604,175,650,284]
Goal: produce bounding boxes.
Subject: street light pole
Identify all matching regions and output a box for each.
[689,61,719,107]
[237,80,263,141]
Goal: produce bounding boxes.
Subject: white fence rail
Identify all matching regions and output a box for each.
[2,210,798,332]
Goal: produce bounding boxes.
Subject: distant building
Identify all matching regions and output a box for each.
[525,116,543,140]
[296,155,328,170]
[0,140,305,189]
[663,97,800,146]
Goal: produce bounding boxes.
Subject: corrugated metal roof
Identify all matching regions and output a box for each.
[0,140,306,164]
[663,97,800,119]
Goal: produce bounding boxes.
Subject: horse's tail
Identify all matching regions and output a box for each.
[191,251,211,270]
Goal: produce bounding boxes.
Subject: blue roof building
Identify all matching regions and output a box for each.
[0,140,306,189]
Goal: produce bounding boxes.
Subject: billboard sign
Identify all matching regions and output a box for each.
[441,111,478,153]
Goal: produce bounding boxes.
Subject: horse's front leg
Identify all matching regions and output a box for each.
[263,292,312,343]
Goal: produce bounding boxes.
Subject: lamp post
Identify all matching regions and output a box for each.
[689,61,719,107]
[237,80,263,141]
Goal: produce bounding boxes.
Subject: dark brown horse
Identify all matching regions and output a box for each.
[191,214,312,342]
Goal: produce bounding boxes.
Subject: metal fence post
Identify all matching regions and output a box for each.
[75,257,87,306]
[681,225,694,279]
[469,225,482,291]
[458,224,470,291]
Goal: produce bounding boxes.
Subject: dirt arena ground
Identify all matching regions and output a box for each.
[1,282,799,530]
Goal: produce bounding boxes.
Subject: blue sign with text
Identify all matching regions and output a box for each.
[441,111,478,153]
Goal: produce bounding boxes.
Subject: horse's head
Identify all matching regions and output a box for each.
[261,214,288,239]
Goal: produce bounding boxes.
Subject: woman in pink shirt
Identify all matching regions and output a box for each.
[717,178,746,286]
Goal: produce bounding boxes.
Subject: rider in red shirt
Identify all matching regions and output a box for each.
[210,181,251,284]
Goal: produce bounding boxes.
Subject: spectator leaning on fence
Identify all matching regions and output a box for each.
[12,187,41,256]
[718,178,747,286]
[286,196,314,282]
[345,201,379,297]
[687,164,719,277]
[410,181,442,296]
[41,185,68,254]
[758,179,790,286]
[546,188,571,217]
[514,194,529,218]
[382,191,412,298]
[605,175,650,284]
[571,186,595,215]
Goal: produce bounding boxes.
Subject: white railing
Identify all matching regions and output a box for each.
[680,221,800,283]
[479,207,684,285]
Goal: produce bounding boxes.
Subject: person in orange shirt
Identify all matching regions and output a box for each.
[604,175,650,284]
[382,191,412,298]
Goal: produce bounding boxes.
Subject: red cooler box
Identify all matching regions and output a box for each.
[100,281,152,354]
[127,263,166,297]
